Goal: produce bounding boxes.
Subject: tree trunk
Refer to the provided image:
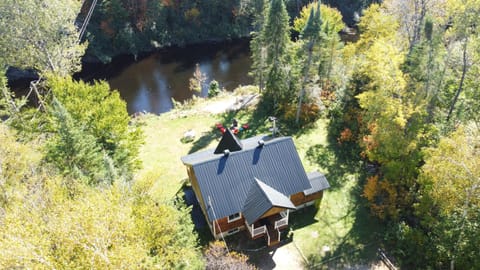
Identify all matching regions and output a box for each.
[427,46,451,123]
[408,0,427,56]
[447,39,468,122]
[295,41,314,124]
[326,37,336,83]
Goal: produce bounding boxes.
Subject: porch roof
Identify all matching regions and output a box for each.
[242,178,296,225]
[304,171,330,196]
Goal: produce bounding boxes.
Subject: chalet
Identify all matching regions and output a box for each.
[181,129,330,246]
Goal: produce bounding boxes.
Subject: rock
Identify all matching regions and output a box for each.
[182,129,196,143]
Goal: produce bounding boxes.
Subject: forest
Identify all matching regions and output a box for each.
[79,0,376,62]
[1,0,479,269]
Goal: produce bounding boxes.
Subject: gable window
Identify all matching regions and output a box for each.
[227,213,241,223]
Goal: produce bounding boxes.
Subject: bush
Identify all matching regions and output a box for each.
[204,241,254,270]
[282,102,322,126]
[208,80,221,98]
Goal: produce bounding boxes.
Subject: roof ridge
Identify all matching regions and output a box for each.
[253,177,273,205]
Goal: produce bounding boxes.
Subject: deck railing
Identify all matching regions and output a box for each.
[246,221,267,238]
[274,211,289,229]
[253,225,267,237]
[266,230,271,246]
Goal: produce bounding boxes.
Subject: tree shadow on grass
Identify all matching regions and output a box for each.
[302,115,386,268]
[188,126,219,154]
[306,143,361,191]
[305,176,386,270]
[289,206,319,230]
[225,98,321,139]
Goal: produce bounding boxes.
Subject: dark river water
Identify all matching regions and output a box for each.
[96,39,252,114]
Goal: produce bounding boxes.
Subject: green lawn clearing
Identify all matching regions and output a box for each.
[136,104,221,201]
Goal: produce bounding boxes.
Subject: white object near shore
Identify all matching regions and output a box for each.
[183,129,196,141]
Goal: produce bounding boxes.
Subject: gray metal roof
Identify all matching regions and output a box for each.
[242,178,296,225]
[304,171,330,195]
[182,135,312,222]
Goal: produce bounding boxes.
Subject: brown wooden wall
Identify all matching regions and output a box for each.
[187,165,206,215]
[213,215,246,234]
[291,191,323,206]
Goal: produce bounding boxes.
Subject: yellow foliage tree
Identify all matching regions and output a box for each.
[351,4,428,219]
[0,123,203,269]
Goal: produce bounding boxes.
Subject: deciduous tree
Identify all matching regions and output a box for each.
[417,126,480,269]
[0,0,86,75]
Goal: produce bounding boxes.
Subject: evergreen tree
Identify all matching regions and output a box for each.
[250,0,268,92]
[45,99,107,185]
[296,2,322,124]
[402,17,445,123]
[47,76,143,180]
[261,0,296,110]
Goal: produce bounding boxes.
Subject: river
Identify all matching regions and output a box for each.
[81,39,252,114]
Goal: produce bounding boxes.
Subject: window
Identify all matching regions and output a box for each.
[227,213,241,223]
[227,228,240,235]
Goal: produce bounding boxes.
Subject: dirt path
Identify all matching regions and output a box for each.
[201,94,259,114]
[270,243,305,270]
[252,242,305,270]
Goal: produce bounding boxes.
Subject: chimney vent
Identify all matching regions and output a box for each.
[258,140,265,147]
[223,149,230,156]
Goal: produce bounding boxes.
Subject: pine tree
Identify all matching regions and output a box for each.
[45,99,107,185]
[47,76,143,179]
[261,0,295,110]
[250,0,268,92]
[295,2,322,124]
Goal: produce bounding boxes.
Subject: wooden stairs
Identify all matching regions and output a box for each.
[266,225,281,247]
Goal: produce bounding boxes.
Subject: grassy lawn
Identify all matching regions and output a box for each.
[136,104,221,201]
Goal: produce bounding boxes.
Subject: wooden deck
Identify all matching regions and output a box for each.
[250,213,288,246]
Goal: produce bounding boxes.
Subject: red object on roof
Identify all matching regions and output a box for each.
[216,122,248,135]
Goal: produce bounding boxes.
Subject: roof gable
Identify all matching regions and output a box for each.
[242,178,296,224]
[214,128,243,154]
[182,135,312,222]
